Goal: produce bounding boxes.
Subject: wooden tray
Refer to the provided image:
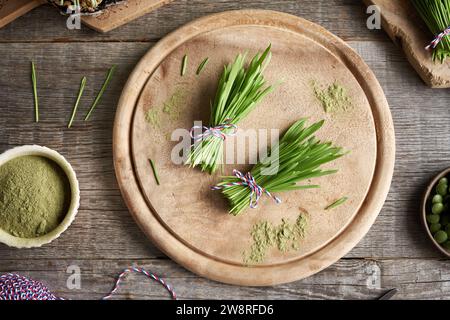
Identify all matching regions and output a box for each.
[82,0,173,33]
[364,0,450,88]
[113,10,395,286]
[0,0,173,33]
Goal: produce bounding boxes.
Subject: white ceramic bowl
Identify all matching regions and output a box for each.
[0,145,80,248]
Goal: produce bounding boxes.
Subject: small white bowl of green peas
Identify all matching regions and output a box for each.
[422,168,450,257]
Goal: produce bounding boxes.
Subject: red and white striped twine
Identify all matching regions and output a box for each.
[190,119,237,142]
[426,26,450,50]
[0,273,62,300]
[212,169,282,209]
[103,267,177,300]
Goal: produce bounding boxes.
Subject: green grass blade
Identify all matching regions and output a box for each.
[85,65,116,121]
[181,55,188,76]
[149,159,160,185]
[31,61,39,122]
[68,76,86,128]
[196,57,209,75]
[325,197,348,210]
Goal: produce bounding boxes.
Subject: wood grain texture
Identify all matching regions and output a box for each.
[1,258,450,300]
[0,0,449,299]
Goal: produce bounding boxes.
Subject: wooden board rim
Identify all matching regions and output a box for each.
[113,9,396,286]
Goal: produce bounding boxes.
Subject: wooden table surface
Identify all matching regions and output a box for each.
[0,0,449,300]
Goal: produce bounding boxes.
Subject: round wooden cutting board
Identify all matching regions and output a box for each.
[113,10,395,286]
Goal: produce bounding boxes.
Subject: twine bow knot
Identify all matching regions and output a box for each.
[190,119,237,141]
[212,169,282,209]
[426,26,450,50]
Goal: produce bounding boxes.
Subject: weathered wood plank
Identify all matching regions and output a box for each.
[1,258,449,300]
[0,199,439,260]
[0,1,384,42]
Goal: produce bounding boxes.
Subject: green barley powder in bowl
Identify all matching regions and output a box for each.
[0,145,80,248]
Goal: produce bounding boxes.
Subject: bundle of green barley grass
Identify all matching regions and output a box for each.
[412,0,450,62]
[212,119,345,216]
[186,45,274,174]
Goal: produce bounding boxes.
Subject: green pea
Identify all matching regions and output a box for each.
[437,183,448,196]
[430,223,442,234]
[432,194,444,204]
[427,214,440,224]
[432,202,445,214]
[441,215,450,226]
[434,230,448,244]
[440,177,449,185]
[442,241,450,250]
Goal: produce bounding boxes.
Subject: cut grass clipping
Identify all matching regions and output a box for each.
[68,76,87,128]
[196,58,209,75]
[412,0,450,62]
[214,119,345,216]
[181,55,188,76]
[85,65,116,121]
[149,159,160,185]
[31,61,39,122]
[325,196,348,210]
[186,45,274,174]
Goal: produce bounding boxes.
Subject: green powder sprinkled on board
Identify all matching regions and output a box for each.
[145,87,187,128]
[0,156,71,238]
[312,80,351,113]
[145,108,161,128]
[244,213,309,264]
